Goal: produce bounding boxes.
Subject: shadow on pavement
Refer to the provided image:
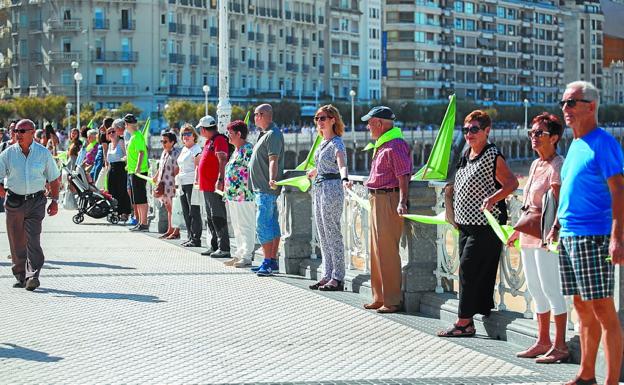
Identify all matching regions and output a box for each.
[46,260,136,270]
[38,288,165,303]
[0,343,63,362]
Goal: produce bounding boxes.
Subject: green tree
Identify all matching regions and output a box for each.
[13,97,44,122]
[0,101,15,125]
[194,102,217,121]
[117,102,142,117]
[41,95,68,125]
[272,101,300,124]
[163,100,196,128]
[231,105,247,121]
[93,109,112,125]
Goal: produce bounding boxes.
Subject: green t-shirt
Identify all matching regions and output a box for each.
[126,131,148,173]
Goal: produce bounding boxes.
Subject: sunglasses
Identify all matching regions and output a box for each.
[527,129,551,139]
[559,99,591,109]
[106,130,115,134]
[462,125,483,135]
[314,115,331,122]
[254,112,263,117]
[160,140,170,144]
[181,132,193,137]
[15,128,34,134]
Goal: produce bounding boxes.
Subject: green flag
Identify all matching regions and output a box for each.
[275,175,311,192]
[86,118,95,129]
[295,134,322,171]
[483,209,520,250]
[402,211,459,234]
[142,117,151,147]
[412,95,456,181]
[363,127,404,157]
[132,172,156,186]
[243,111,251,126]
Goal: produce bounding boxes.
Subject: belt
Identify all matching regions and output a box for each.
[368,187,400,194]
[315,173,341,184]
[7,190,45,200]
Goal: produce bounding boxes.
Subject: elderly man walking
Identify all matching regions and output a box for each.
[0,119,60,291]
[361,106,412,313]
[558,81,624,385]
[249,103,284,277]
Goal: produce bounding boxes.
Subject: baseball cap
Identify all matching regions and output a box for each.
[361,106,396,122]
[196,115,217,129]
[123,114,138,124]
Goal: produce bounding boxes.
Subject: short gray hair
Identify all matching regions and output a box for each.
[566,80,600,120]
[87,129,98,137]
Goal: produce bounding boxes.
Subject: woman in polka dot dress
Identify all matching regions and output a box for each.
[155,131,181,239]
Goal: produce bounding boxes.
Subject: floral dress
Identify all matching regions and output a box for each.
[224,142,254,202]
[158,146,181,202]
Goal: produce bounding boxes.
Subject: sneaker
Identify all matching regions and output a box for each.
[201,247,217,256]
[130,224,149,232]
[234,259,252,268]
[25,277,40,291]
[210,250,231,258]
[257,259,278,277]
[251,259,278,272]
[126,217,138,226]
[223,257,240,266]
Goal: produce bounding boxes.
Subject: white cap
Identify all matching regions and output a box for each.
[196,115,217,129]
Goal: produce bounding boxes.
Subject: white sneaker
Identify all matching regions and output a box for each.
[234,259,252,268]
[223,257,240,266]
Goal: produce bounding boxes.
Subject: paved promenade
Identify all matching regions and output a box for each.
[0,210,585,384]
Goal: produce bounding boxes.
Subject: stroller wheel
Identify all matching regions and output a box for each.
[108,214,119,225]
[72,214,84,224]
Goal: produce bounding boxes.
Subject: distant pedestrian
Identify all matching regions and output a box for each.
[196,115,230,258]
[125,114,150,232]
[154,131,180,239]
[0,119,60,291]
[439,110,518,336]
[249,103,284,276]
[91,117,113,182]
[106,119,131,221]
[307,105,349,291]
[223,120,255,268]
[361,106,412,313]
[558,81,623,385]
[176,124,203,247]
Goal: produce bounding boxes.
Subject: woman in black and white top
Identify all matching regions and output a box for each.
[439,110,519,338]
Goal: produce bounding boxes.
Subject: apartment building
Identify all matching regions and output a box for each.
[0,0,380,116]
[384,0,566,106]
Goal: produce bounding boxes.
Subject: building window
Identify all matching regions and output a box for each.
[121,68,132,84]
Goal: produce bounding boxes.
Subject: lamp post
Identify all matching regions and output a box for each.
[349,89,356,172]
[202,85,210,116]
[74,72,83,130]
[523,98,529,130]
[216,0,232,132]
[65,103,72,132]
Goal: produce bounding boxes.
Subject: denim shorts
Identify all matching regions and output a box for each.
[255,192,280,245]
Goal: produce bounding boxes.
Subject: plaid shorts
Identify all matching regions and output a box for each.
[559,235,614,300]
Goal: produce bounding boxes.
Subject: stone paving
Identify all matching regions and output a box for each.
[0,211,586,384]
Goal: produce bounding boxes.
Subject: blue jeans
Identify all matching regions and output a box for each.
[255,192,280,245]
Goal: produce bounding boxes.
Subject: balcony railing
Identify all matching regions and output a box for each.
[49,19,82,32]
[49,51,82,63]
[93,18,110,30]
[30,52,43,63]
[248,59,255,68]
[168,53,186,64]
[247,31,255,40]
[302,64,310,73]
[189,55,199,65]
[229,29,237,39]
[286,36,298,45]
[29,20,42,31]
[120,19,136,31]
[90,84,138,97]
[268,34,276,44]
[268,61,276,71]
[256,32,264,42]
[228,58,238,68]
[302,38,310,47]
[286,63,299,72]
[190,25,200,36]
[92,51,138,62]
[256,60,265,70]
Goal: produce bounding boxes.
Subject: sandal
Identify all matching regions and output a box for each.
[166,231,180,240]
[564,377,597,385]
[309,279,329,290]
[363,302,383,310]
[159,232,173,239]
[535,346,570,364]
[516,342,551,358]
[319,280,344,291]
[376,305,401,313]
[437,321,476,337]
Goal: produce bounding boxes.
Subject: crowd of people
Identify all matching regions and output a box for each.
[0,80,622,384]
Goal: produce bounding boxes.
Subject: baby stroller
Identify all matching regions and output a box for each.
[65,166,119,225]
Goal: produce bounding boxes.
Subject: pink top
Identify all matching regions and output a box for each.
[519,155,563,248]
[364,139,412,189]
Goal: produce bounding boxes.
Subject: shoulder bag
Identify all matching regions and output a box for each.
[513,162,542,238]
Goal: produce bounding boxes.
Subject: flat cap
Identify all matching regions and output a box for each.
[361,106,395,122]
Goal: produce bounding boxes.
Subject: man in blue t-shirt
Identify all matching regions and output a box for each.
[557,81,624,385]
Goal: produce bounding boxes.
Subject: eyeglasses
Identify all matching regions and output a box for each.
[160,140,169,144]
[462,125,482,135]
[527,129,551,139]
[254,112,264,117]
[314,115,331,122]
[559,99,591,109]
[15,128,33,134]
[181,132,193,137]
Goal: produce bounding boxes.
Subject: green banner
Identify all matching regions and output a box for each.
[363,127,403,157]
[412,95,456,181]
[275,175,311,192]
[142,117,151,147]
[402,211,459,234]
[483,209,520,250]
[86,118,95,129]
[132,172,156,186]
[295,134,322,171]
[243,111,251,127]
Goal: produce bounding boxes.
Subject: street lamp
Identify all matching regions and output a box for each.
[71,61,79,72]
[65,103,72,132]
[74,72,83,129]
[202,85,210,116]
[349,89,356,171]
[523,98,529,130]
